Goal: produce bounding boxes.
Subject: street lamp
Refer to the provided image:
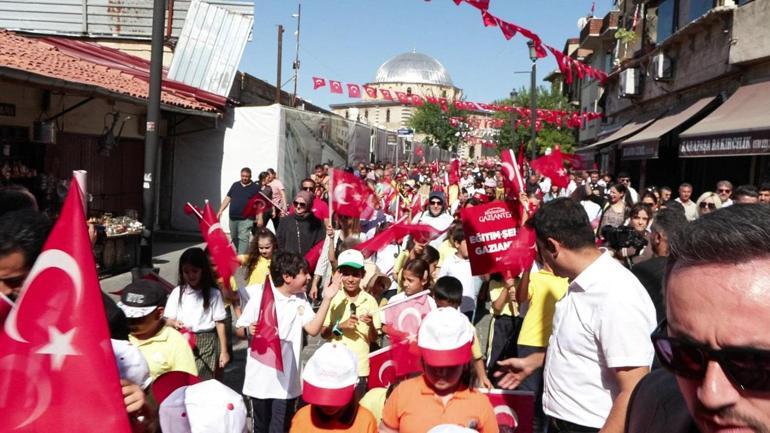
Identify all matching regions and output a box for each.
[509,90,518,149]
[527,40,538,162]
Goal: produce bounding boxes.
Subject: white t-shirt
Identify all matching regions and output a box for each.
[580,200,603,227]
[164,285,226,332]
[236,282,315,399]
[676,198,699,221]
[436,254,483,314]
[374,243,400,278]
[542,252,656,428]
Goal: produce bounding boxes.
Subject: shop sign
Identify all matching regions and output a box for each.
[386,134,397,145]
[680,130,770,157]
[622,141,659,160]
[0,103,15,117]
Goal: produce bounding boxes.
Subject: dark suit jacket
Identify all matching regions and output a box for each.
[631,256,667,323]
[625,369,700,433]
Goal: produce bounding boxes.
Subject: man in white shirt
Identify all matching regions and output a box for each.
[617,172,639,203]
[436,227,482,320]
[675,183,698,221]
[497,198,656,433]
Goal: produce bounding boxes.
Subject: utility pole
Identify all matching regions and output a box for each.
[291,2,302,107]
[276,25,283,104]
[527,40,539,162]
[140,0,165,267]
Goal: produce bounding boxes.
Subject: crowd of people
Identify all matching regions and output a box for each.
[1,157,770,433]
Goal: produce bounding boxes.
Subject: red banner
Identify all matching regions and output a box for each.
[477,388,536,433]
[460,200,533,276]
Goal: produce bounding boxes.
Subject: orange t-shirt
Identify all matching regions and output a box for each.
[289,404,378,433]
[381,375,499,433]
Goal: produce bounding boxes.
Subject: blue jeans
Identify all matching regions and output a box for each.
[229,218,253,255]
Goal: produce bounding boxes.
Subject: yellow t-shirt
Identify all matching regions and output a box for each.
[323,290,382,376]
[488,279,519,317]
[517,269,568,347]
[129,325,198,379]
[393,250,410,292]
[247,259,271,286]
[359,387,388,424]
[471,329,483,360]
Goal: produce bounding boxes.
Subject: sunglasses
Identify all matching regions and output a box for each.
[699,202,716,210]
[0,274,26,289]
[652,319,770,392]
[293,201,307,208]
[718,189,731,193]
[302,186,315,191]
[429,200,443,205]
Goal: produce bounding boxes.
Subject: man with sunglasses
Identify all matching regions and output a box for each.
[276,190,325,258]
[715,180,733,207]
[627,204,770,433]
[412,191,453,249]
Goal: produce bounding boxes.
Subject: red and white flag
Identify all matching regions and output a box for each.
[500,148,525,197]
[464,0,490,10]
[380,89,394,100]
[250,279,283,372]
[395,92,410,104]
[329,168,373,218]
[329,80,343,94]
[409,194,424,218]
[242,191,273,219]
[0,293,12,326]
[303,239,325,274]
[410,94,425,106]
[363,85,378,99]
[312,76,326,90]
[184,201,239,295]
[0,178,131,433]
[498,19,519,40]
[481,9,498,27]
[380,289,434,342]
[367,341,422,389]
[478,388,536,433]
[530,146,572,189]
[347,83,361,98]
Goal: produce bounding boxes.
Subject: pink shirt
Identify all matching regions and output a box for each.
[269,179,285,209]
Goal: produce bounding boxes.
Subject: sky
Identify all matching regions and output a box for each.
[240,0,613,110]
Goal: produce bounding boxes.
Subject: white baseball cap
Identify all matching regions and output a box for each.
[418,307,474,367]
[111,339,151,389]
[155,372,247,433]
[337,249,365,270]
[302,343,359,407]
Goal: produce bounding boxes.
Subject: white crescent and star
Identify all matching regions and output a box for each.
[208,223,222,236]
[35,326,79,370]
[501,162,516,182]
[378,360,394,384]
[334,183,353,205]
[4,249,83,344]
[493,405,518,426]
[396,307,423,334]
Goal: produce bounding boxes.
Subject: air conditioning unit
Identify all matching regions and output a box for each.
[619,68,640,98]
[651,53,674,81]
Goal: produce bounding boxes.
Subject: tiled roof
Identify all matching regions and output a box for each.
[0,30,226,113]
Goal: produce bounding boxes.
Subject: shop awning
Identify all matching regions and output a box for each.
[576,118,659,157]
[620,97,719,160]
[0,30,225,116]
[679,81,770,158]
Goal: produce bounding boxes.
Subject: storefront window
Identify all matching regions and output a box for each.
[688,0,713,22]
[657,0,678,43]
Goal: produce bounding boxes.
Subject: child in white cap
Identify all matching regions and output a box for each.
[289,343,378,433]
[380,307,499,433]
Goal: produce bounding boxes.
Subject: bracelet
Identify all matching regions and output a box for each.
[332,320,343,336]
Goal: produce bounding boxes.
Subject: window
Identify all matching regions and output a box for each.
[688,0,713,22]
[657,0,678,43]
[386,109,390,123]
[442,90,447,98]
[364,109,369,119]
[406,87,412,95]
[345,110,349,119]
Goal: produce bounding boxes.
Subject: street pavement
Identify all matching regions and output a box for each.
[99,238,493,396]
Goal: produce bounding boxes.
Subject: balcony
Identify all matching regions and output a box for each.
[600,11,620,40]
[579,18,604,51]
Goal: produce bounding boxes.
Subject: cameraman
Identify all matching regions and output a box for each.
[603,203,653,269]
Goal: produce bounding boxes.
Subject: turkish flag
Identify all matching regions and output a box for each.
[498,19,519,40]
[329,80,343,94]
[0,178,131,433]
[367,341,422,390]
[531,147,571,189]
[380,290,434,342]
[517,28,548,58]
[380,89,393,100]
[354,217,439,258]
[438,98,449,111]
[312,76,326,90]
[449,158,461,185]
[464,0,490,9]
[409,194,424,218]
[395,92,410,104]
[478,388,536,433]
[347,83,361,98]
[185,201,239,295]
[363,85,378,99]
[481,9,497,27]
[250,279,283,372]
[242,191,273,219]
[500,149,525,197]
[303,239,325,275]
[330,168,373,218]
[410,94,424,106]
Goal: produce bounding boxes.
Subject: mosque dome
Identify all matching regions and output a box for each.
[373,52,454,87]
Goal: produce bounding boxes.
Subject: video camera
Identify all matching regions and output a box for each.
[600,225,648,255]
